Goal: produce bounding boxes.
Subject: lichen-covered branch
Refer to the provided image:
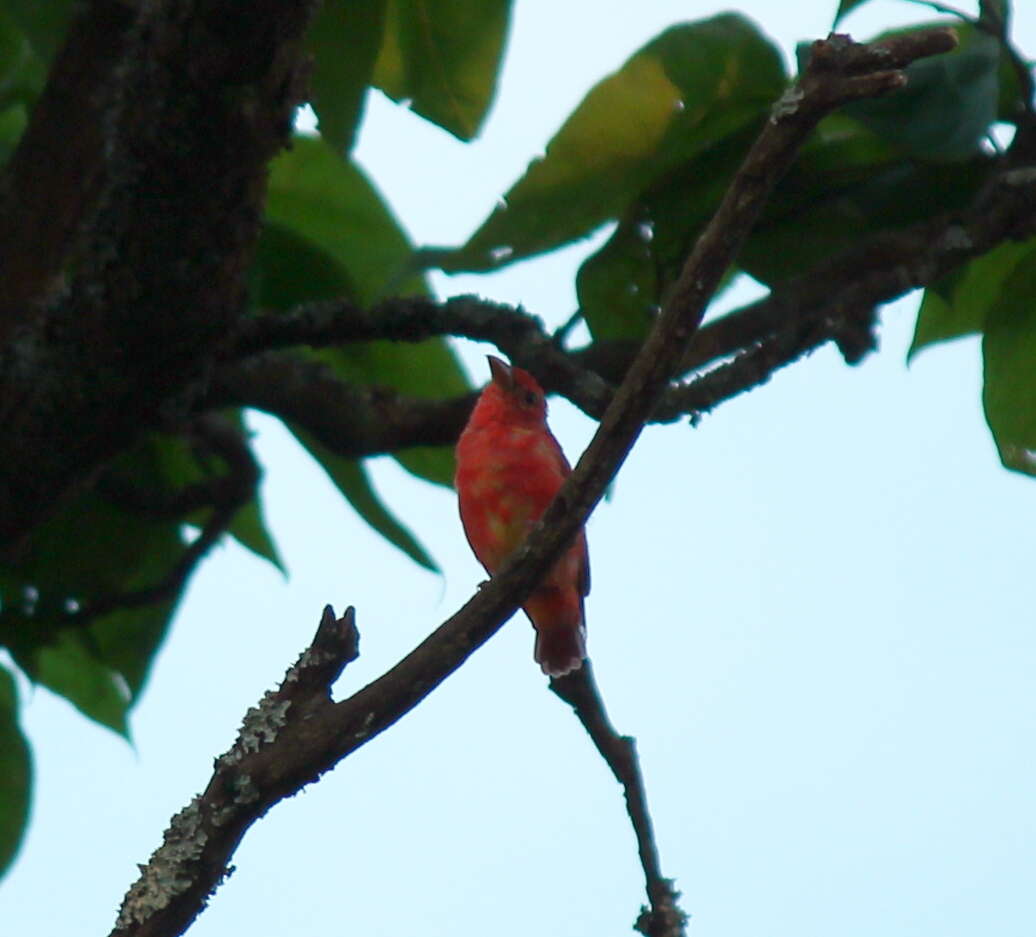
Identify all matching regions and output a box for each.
[228,294,614,417]
[110,606,361,937]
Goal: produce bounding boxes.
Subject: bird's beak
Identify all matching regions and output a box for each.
[487,355,514,390]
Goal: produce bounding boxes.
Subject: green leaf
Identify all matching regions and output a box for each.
[0,436,194,723]
[3,0,74,62]
[290,427,439,572]
[832,0,873,26]
[0,10,41,111]
[252,222,356,308]
[982,256,1036,475]
[0,665,31,881]
[88,599,177,702]
[576,219,660,343]
[147,419,285,574]
[227,498,286,575]
[259,137,469,489]
[429,14,785,274]
[1,484,183,600]
[317,339,464,486]
[575,109,979,337]
[307,0,386,152]
[979,0,1011,30]
[0,546,178,714]
[372,0,511,140]
[741,154,986,286]
[265,136,425,304]
[0,103,27,163]
[911,288,956,360]
[843,24,1000,161]
[576,121,765,341]
[17,630,130,737]
[909,239,1035,360]
[1,585,177,731]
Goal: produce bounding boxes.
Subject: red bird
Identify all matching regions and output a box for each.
[455,356,589,676]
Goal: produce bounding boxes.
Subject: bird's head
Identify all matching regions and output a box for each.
[480,355,547,426]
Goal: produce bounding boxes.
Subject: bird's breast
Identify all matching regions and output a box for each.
[455,423,566,570]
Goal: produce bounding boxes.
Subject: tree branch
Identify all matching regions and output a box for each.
[111,606,361,937]
[228,295,614,417]
[205,351,478,455]
[72,416,258,625]
[551,664,686,937]
[111,29,959,937]
[99,417,260,520]
[205,308,836,465]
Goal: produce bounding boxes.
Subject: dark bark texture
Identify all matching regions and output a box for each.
[0,0,315,550]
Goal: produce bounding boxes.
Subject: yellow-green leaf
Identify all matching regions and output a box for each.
[372,0,511,140]
[307,0,387,152]
[429,14,786,275]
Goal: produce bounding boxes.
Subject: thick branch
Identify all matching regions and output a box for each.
[0,0,134,344]
[0,0,315,552]
[112,30,958,937]
[206,351,478,455]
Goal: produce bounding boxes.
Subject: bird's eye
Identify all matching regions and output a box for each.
[522,389,538,407]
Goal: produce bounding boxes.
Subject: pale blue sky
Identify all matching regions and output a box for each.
[4,2,1035,935]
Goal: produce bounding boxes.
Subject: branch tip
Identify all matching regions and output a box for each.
[286,605,360,694]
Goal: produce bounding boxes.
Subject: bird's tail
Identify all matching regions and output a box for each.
[533,622,587,678]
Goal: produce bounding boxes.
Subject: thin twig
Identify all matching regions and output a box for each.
[551,664,686,937]
[74,416,258,624]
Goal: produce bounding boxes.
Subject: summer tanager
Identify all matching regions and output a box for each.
[455,355,589,676]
